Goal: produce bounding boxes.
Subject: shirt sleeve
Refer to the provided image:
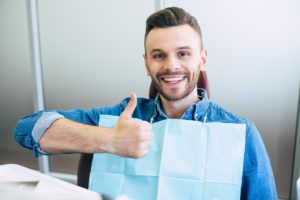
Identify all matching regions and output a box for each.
[30,112,65,156]
[240,122,278,199]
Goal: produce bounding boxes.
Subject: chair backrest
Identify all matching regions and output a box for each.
[77,71,210,188]
[77,153,93,188]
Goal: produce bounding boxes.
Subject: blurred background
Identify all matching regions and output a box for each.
[0,0,299,199]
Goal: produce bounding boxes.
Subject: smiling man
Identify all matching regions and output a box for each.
[144,23,207,118]
[14,7,277,200]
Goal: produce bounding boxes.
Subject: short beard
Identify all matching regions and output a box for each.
[151,69,199,101]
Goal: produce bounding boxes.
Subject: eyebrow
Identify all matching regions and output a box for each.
[177,46,192,50]
[149,46,192,54]
[149,49,163,54]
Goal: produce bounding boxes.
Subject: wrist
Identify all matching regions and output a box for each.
[90,126,115,154]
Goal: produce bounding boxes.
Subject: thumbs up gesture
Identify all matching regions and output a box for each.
[109,92,153,158]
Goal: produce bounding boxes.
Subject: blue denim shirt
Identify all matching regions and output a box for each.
[14,89,277,199]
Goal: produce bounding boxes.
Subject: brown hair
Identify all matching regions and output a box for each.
[145,7,203,50]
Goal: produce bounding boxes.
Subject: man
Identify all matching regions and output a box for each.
[14,7,277,199]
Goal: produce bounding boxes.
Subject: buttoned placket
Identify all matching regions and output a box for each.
[150,88,210,123]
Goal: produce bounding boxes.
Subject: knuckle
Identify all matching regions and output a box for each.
[135,121,151,132]
[131,145,147,158]
[142,121,152,130]
[134,132,143,141]
[136,123,145,132]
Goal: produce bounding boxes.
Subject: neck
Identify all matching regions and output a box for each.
[160,88,199,119]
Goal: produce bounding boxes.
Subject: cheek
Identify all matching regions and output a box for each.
[188,64,201,79]
[147,62,161,74]
[187,59,200,71]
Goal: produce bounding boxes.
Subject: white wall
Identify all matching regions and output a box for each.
[0,0,34,150]
[166,0,300,198]
[38,0,154,109]
[0,0,299,199]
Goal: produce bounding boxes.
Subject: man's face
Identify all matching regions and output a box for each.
[144,24,207,101]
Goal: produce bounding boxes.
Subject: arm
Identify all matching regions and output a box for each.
[240,122,278,200]
[14,93,152,158]
[39,118,113,154]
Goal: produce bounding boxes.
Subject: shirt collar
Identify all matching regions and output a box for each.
[153,88,209,122]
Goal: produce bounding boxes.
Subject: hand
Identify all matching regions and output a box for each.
[109,92,153,158]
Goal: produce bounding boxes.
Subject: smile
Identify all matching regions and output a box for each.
[162,77,184,82]
[161,76,186,83]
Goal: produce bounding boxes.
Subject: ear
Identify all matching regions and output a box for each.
[143,54,150,76]
[199,48,208,71]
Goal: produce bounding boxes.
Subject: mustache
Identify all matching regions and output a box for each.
[156,70,189,78]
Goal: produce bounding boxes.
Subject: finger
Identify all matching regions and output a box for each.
[132,148,149,158]
[139,131,153,141]
[141,141,152,149]
[140,121,152,131]
[120,92,137,120]
[140,148,149,157]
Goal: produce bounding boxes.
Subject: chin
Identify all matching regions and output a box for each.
[161,92,188,101]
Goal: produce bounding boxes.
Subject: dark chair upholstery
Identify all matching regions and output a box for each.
[77,71,210,188]
[77,153,93,188]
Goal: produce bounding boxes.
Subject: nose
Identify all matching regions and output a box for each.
[163,55,180,70]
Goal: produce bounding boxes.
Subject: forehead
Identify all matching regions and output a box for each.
[145,24,201,53]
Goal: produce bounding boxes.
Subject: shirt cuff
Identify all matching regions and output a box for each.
[32,111,65,156]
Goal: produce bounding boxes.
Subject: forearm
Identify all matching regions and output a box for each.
[39,118,113,154]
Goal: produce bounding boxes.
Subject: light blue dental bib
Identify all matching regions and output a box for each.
[89,115,246,200]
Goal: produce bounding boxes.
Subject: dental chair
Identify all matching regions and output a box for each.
[77,71,210,188]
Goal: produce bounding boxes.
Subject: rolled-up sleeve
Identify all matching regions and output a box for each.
[32,112,65,143]
[30,112,65,156]
[14,111,43,151]
[241,122,278,199]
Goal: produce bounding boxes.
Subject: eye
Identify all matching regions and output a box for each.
[152,53,165,60]
[178,51,190,58]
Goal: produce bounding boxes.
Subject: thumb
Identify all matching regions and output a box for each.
[120,92,137,120]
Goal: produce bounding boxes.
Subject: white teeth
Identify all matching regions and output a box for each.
[163,77,183,82]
